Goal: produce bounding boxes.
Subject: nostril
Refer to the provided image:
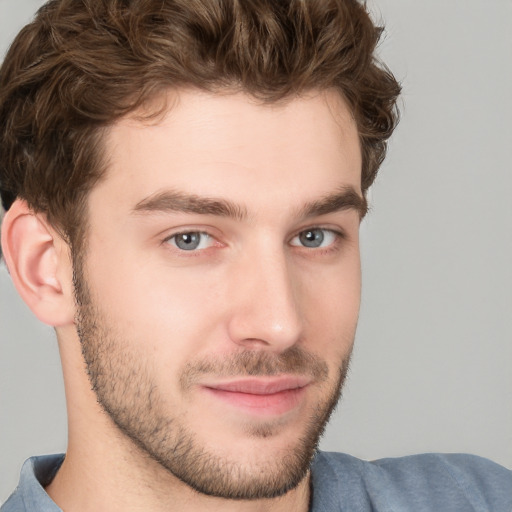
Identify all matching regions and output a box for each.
[225,250,303,349]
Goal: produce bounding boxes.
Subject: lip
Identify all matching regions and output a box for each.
[201,376,311,416]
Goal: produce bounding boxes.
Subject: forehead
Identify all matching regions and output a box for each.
[96,88,362,214]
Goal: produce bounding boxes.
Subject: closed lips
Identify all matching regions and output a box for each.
[203,376,312,395]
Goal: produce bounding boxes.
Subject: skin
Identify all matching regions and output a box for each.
[3,88,363,512]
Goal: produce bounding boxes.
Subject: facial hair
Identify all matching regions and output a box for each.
[73,257,352,500]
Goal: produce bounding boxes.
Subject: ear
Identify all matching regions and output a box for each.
[1,199,76,326]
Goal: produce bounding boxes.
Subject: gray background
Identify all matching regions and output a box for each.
[1,0,511,502]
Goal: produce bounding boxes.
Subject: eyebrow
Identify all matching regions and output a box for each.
[299,186,368,219]
[132,186,367,220]
[133,190,248,221]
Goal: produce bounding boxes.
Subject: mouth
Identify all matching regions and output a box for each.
[201,376,311,416]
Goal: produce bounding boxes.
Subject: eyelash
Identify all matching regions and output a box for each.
[162,227,345,254]
[289,227,344,251]
[163,231,217,252]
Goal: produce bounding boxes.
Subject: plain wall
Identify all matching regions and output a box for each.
[1,0,511,503]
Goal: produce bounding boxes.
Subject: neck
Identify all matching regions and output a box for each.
[50,328,312,512]
[46,436,311,512]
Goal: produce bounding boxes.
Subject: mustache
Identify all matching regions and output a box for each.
[180,345,329,390]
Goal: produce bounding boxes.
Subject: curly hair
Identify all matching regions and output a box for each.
[0,0,400,248]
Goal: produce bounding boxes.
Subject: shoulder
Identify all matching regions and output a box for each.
[310,451,512,512]
[1,455,64,512]
[1,492,24,512]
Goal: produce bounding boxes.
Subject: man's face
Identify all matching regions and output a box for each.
[74,89,362,499]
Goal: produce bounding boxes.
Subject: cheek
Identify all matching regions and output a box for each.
[84,227,361,367]
[85,243,227,356]
[302,252,361,317]
[299,253,361,354]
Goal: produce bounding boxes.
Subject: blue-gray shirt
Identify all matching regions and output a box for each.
[2,451,511,511]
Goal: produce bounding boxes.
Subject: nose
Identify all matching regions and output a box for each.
[226,246,304,352]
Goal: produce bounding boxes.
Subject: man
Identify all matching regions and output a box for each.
[0,1,510,511]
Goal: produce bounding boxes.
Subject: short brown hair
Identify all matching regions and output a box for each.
[0,0,400,248]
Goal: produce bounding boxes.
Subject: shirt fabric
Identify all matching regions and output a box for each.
[2,451,511,511]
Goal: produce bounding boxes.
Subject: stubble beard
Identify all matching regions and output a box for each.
[73,257,353,500]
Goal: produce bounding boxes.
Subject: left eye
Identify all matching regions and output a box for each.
[166,231,213,251]
[290,228,338,249]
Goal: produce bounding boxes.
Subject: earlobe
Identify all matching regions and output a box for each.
[1,199,76,326]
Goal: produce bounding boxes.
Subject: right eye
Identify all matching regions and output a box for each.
[165,231,214,251]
